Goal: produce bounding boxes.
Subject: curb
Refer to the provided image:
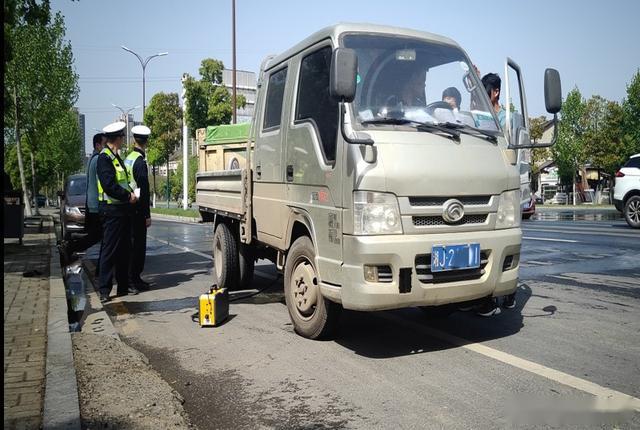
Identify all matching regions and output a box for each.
[79,259,120,340]
[151,212,201,224]
[43,217,81,430]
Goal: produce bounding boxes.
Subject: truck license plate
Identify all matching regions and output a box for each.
[431,244,481,272]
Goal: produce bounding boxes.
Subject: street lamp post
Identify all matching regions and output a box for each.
[121,46,168,117]
[111,104,140,150]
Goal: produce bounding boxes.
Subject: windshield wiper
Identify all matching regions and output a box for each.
[361,117,421,126]
[439,122,498,143]
[361,117,460,141]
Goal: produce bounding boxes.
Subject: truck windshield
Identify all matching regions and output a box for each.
[343,34,500,134]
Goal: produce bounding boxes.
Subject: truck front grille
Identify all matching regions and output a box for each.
[412,214,488,227]
[409,196,491,207]
[415,251,490,284]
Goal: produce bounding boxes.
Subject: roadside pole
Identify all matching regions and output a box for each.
[181,75,188,210]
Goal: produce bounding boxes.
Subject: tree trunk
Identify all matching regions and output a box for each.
[30,150,39,215]
[14,89,33,217]
[166,158,170,209]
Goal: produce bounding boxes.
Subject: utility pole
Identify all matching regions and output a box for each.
[14,88,32,217]
[232,0,237,124]
[181,74,189,210]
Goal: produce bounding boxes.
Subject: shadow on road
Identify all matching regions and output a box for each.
[335,283,536,359]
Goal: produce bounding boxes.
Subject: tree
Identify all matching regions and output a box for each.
[144,92,182,203]
[183,58,246,136]
[622,70,640,156]
[4,4,78,215]
[552,88,586,190]
[171,156,198,203]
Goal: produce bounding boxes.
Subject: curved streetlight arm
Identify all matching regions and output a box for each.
[121,45,144,67]
[143,52,168,68]
[121,46,168,116]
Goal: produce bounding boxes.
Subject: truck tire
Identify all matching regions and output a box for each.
[624,196,640,229]
[238,243,255,290]
[284,236,341,339]
[213,223,239,289]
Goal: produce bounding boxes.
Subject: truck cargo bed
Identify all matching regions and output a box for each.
[195,169,244,216]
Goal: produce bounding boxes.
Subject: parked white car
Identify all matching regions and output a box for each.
[613,153,640,228]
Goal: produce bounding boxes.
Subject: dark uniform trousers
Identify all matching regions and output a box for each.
[98,214,131,296]
[129,213,147,284]
[68,211,102,257]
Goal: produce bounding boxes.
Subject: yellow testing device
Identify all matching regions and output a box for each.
[199,286,229,327]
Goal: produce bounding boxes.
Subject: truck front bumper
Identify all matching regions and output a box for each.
[335,229,521,311]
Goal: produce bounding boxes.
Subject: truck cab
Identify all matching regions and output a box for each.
[196,23,562,339]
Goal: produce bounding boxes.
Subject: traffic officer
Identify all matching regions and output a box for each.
[125,125,152,290]
[96,121,139,302]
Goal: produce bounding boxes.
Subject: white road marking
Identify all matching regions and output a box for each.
[147,234,274,281]
[380,313,640,412]
[523,236,578,243]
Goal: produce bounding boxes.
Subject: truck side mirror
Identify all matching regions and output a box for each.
[330,48,357,102]
[544,68,562,114]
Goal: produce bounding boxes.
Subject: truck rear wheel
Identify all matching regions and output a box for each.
[284,236,341,339]
[213,223,239,289]
[238,243,255,290]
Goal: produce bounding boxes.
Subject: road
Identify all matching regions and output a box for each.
[85,215,640,429]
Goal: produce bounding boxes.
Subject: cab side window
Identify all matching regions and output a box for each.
[295,46,338,163]
[263,67,287,131]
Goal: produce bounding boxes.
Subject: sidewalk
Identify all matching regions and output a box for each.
[4,219,51,429]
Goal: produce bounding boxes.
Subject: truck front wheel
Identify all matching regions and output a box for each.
[213,223,239,289]
[284,236,341,339]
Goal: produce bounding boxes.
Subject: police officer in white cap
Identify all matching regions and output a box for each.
[124,124,152,290]
[96,121,139,302]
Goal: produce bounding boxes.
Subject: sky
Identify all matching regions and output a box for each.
[50,0,640,155]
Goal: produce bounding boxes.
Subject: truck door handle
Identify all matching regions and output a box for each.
[256,164,261,179]
[286,165,294,182]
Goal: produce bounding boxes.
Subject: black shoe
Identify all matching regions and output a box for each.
[503,293,516,309]
[136,280,151,291]
[99,293,110,303]
[476,298,501,317]
[128,286,139,295]
[116,290,128,297]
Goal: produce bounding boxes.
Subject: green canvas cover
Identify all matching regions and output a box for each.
[205,123,250,145]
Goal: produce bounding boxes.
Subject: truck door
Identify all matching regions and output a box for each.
[285,43,344,283]
[253,65,289,242]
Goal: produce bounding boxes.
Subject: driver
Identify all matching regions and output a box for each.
[442,87,462,110]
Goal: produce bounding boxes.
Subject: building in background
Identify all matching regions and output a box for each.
[222,69,256,123]
[73,107,86,161]
[113,113,142,149]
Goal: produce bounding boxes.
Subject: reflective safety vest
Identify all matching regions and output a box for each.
[124,150,143,190]
[97,147,132,204]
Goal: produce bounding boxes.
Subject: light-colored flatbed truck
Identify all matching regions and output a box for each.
[196,23,562,339]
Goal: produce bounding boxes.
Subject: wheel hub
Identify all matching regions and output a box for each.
[291,260,318,317]
[629,200,640,223]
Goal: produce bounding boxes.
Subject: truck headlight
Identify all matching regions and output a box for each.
[496,190,521,229]
[353,191,402,235]
[65,206,82,216]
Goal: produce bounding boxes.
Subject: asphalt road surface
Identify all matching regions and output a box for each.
[86,214,640,429]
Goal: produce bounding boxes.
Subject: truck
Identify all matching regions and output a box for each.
[196,23,562,339]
